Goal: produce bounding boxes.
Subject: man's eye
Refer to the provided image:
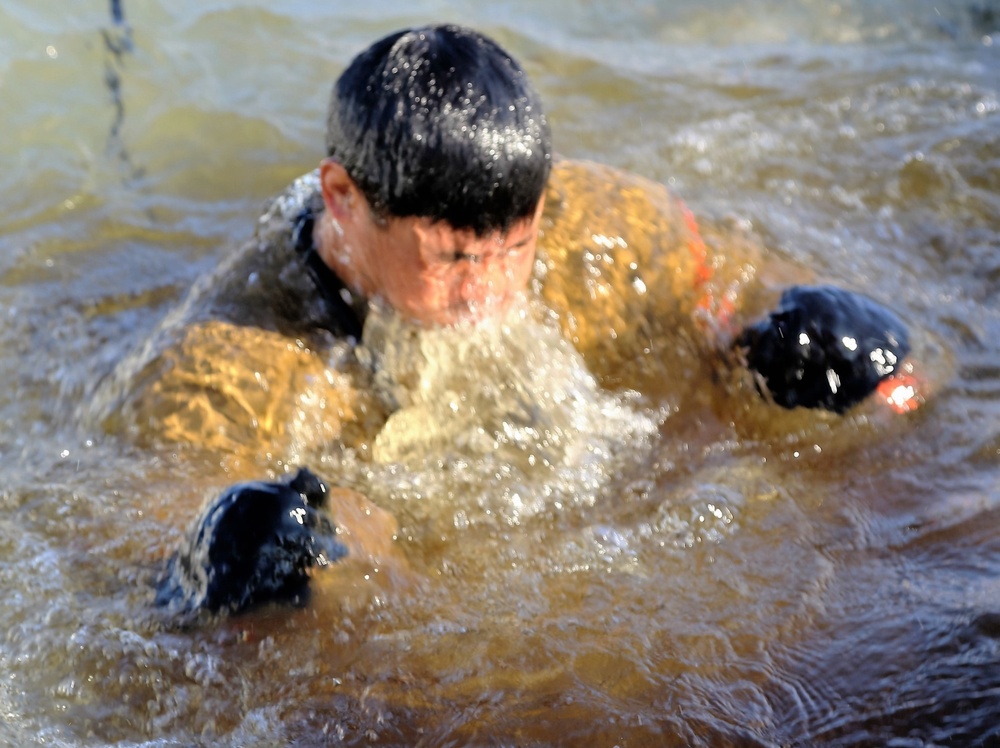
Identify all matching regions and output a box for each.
[451,251,481,264]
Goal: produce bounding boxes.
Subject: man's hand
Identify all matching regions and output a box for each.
[736,285,913,413]
[156,467,346,616]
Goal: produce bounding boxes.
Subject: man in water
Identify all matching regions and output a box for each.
[93,25,919,613]
[93,24,759,456]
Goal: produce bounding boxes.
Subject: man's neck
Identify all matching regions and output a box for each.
[313,210,370,299]
[293,205,367,339]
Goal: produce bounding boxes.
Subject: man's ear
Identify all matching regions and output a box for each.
[319,158,358,221]
[534,192,547,222]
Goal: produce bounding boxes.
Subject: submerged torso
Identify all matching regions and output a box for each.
[86,159,766,464]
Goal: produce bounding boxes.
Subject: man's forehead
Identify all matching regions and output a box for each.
[408,213,539,245]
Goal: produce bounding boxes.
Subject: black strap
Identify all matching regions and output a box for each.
[292,205,364,340]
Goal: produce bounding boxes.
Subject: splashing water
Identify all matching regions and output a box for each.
[2,0,1000,744]
[347,296,660,521]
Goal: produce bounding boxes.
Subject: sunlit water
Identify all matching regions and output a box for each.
[2,1,999,745]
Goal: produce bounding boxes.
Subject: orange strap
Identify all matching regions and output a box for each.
[681,202,734,333]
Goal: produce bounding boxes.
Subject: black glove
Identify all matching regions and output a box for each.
[156,467,346,615]
[736,285,910,413]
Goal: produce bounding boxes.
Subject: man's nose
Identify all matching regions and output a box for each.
[459,262,497,304]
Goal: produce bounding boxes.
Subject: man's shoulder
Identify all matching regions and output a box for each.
[255,168,323,243]
[176,168,335,337]
[545,158,676,206]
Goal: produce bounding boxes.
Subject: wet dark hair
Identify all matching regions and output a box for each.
[326,25,552,236]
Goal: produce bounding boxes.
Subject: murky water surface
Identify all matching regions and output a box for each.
[2,1,999,745]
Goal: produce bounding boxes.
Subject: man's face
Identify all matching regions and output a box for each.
[318,159,543,327]
[357,206,542,327]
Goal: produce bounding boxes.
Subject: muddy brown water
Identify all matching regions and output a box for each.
[1,1,999,745]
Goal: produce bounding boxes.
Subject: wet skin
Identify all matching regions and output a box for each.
[314,159,544,327]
